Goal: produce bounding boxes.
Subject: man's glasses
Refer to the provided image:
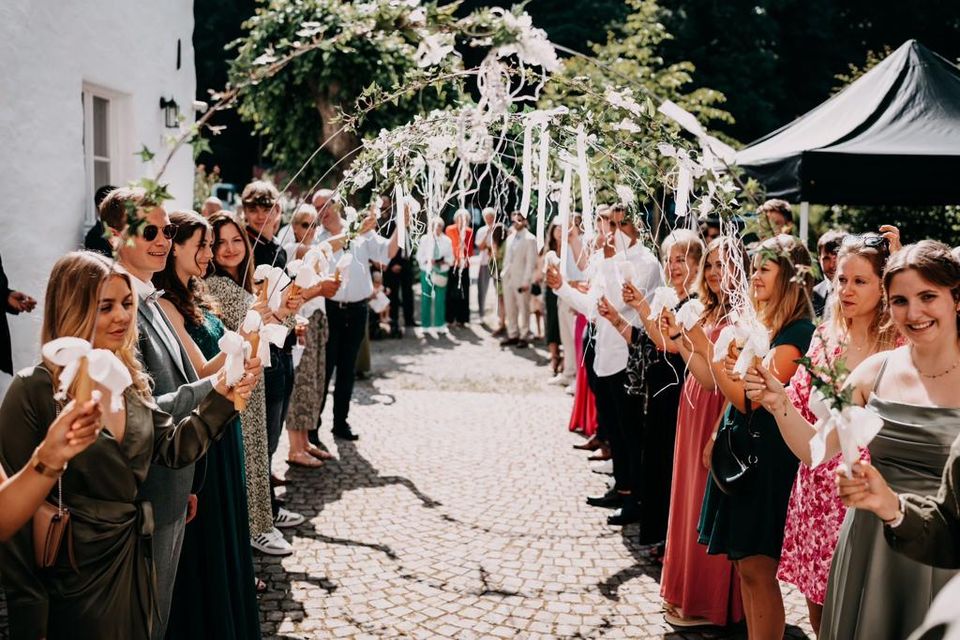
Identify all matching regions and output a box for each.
[842,234,889,251]
[297,222,313,230]
[141,224,178,241]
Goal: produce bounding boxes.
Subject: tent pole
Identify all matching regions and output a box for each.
[799,201,810,245]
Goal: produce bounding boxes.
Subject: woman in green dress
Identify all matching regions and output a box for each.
[153,211,262,639]
[746,240,960,640]
[0,251,254,639]
[682,234,816,640]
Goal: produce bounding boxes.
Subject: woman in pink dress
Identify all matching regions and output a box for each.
[659,237,745,627]
[776,234,899,635]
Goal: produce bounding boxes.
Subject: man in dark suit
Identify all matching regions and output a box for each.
[102,187,256,639]
[83,184,117,257]
[812,229,844,318]
[0,253,36,376]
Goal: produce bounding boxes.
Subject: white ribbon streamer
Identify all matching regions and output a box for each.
[42,337,132,413]
[558,162,573,279]
[646,286,681,320]
[335,253,354,287]
[807,388,884,475]
[217,331,248,387]
[519,121,534,221]
[575,126,594,239]
[675,298,706,330]
[253,264,290,312]
[536,122,550,252]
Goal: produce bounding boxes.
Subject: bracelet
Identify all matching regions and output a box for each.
[30,449,67,479]
[669,332,682,341]
[882,494,906,528]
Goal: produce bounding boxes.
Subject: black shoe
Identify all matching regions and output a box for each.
[607,503,642,526]
[356,371,369,381]
[586,489,624,509]
[499,337,520,347]
[516,339,529,348]
[332,426,359,441]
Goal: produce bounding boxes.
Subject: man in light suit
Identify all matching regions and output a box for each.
[500,211,538,348]
[101,187,248,639]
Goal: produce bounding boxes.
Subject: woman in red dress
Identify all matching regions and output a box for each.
[659,236,745,628]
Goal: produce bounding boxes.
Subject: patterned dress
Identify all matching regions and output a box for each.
[205,275,274,537]
[778,329,896,604]
[288,307,329,431]
[777,330,847,604]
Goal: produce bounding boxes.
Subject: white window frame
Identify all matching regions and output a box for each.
[81,83,129,226]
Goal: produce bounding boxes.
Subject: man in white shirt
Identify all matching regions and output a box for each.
[315,197,405,440]
[474,207,496,322]
[500,211,538,347]
[547,204,662,525]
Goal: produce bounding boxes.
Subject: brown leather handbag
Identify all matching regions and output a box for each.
[33,477,77,570]
[33,396,78,570]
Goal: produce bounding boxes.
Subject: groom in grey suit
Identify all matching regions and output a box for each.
[103,188,232,639]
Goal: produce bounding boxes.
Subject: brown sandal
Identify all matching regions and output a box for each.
[306,445,335,461]
[287,451,324,469]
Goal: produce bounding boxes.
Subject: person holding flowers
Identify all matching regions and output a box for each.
[745,240,960,640]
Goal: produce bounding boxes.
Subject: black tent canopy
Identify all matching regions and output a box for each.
[736,40,960,214]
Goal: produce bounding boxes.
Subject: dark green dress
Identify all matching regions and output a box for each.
[165,311,261,640]
[0,366,237,639]
[698,318,815,560]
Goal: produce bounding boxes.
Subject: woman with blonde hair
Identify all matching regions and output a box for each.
[0,251,254,639]
[775,233,899,635]
[747,240,960,639]
[683,233,816,639]
[657,236,746,628]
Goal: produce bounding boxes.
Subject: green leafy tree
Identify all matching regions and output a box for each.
[227,0,461,189]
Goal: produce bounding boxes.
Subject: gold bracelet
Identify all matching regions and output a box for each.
[30,449,67,479]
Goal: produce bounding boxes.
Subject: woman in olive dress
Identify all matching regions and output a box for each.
[0,251,253,639]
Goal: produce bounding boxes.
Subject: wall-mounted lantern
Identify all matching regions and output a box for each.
[159,97,180,128]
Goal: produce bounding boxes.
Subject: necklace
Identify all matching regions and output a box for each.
[910,347,960,379]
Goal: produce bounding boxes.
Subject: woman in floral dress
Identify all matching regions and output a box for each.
[777,235,897,635]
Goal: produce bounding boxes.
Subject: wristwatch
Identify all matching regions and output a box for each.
[882,494,906,529]
[30,450,67,479]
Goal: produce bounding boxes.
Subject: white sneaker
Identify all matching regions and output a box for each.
[564,382,576,396]
[251,529,293,556]
[274,507,305,529]
[591,459,614,475]
[548,373,566,385]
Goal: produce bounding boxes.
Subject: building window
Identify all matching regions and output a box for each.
[82,84,122,225]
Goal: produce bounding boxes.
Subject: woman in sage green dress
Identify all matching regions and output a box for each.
[745,240,960,640]
[0,251,250,639]
[154,211,261,639]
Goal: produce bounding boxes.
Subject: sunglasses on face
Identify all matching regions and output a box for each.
[141,224,178,241]
[297,222,313,230]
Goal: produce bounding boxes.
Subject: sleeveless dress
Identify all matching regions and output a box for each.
[660,322,743,625]
[820,358,960,640]
[165,311,262,639]
[698,319,815,560]
[568,313,599,436]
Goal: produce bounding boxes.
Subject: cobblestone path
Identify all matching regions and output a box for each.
[255,325,814,640]
[0,323,814,639]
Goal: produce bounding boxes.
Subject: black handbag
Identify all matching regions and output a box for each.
[710,394,760,495]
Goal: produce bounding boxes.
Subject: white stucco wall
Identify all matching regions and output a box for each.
[0,0,196,385]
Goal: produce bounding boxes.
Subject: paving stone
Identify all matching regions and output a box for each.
[0,323,814,640]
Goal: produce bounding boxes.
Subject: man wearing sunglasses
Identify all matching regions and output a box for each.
[100,186,260,639]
